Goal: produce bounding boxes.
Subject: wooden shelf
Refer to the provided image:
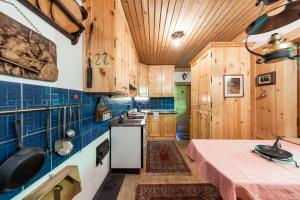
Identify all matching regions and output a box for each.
[18,0,86,45]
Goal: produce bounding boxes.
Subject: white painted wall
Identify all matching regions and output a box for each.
[12,131,110,200]
[0,0,83,90]
[174,72,191,83]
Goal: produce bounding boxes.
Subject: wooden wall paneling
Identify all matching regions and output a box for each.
[240,47,251,139]
[253,62,277,139]
[211,47,226,139]
[225,47,242,139]
[276,60,297,137]
[250,55,256,138]
[251,58,298,139]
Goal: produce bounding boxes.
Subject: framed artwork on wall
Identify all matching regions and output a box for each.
[224,75,244,98]
[256,71,276,86]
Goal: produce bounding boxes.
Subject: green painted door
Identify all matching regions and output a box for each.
[175,85,191,135]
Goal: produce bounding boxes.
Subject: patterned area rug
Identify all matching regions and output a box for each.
[146,141,191,174]
[135,184,222,200]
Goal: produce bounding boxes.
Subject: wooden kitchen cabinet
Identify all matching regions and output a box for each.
[148,65,174,97]
[147,114,176,139]
[148,115,161,137]
[83,0,139,95]
[161,66,174,97]
[161,115,176,137]
[138,63,149,96]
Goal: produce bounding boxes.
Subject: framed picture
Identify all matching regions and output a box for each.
[224,75,244,98]
[256,71,276,86]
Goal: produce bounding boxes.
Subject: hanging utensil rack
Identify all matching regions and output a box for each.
[0,105,81,115]
[18,0,86,45]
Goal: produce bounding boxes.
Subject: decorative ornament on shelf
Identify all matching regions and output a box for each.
[245,0,300,64]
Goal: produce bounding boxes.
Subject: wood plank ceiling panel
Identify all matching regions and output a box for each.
[121,0,287,67]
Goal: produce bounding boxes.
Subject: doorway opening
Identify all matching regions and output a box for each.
[175,84,191,140]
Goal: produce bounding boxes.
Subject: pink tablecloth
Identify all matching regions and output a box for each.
[186,140,300,200]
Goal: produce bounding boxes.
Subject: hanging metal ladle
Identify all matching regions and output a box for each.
[66,106,76,138]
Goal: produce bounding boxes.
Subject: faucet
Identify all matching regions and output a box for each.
[120,111,128,123]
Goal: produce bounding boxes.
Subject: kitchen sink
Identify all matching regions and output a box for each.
[123,119,143,123]
[128,115,145,119]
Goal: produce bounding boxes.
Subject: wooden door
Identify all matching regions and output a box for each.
[161,115,176,138]
[148,115,160,137]
[198,52,211,110]
[161,66,174,97]
[191,63,199,106]
[190,107,199,139]
[149,66,162,97]
[138,64,149,96]
[198,110,211,139]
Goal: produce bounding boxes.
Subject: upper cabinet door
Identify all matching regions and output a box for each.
[161,65,174,97]
[149,66,162,97]
[114,1,124,93]
[138,64,149,96]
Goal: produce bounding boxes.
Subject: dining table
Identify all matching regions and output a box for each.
[186,139,300,200]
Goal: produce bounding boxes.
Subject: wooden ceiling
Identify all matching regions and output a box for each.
[121,0,286,67]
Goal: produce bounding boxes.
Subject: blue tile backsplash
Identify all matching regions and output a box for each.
[134,97,174,110]
[0,81,133,199]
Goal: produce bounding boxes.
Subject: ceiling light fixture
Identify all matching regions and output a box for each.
[171,31,184,47]
[245,0,300,64]
[255,0,279,6]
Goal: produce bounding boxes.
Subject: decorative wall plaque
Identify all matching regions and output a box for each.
[0,12,58,82]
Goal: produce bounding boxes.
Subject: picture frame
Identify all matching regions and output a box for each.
[256,71,276,86]
[224,75,244,98]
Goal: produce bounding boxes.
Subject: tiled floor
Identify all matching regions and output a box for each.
[117,140,207,200]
